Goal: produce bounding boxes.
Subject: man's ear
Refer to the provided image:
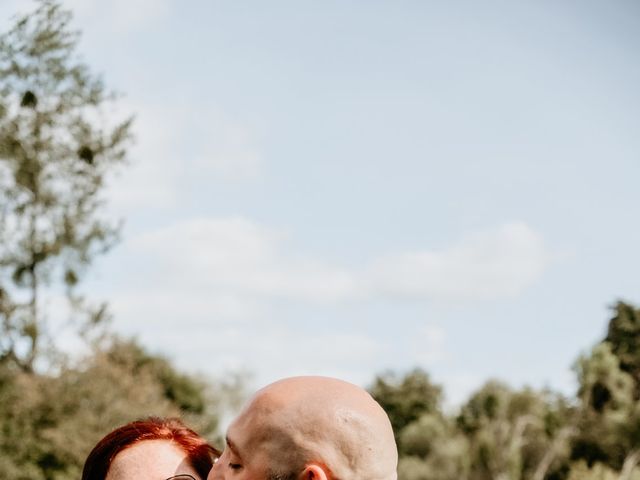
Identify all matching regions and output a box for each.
[299,464,329,480]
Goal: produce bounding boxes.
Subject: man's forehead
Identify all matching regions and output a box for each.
[236,390,284,425]
[226,406,262,451]
[225,434,242,457]
[225,415,276,475]
[226,398,286,455]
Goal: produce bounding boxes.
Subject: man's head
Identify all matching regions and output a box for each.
[208,376,397,480]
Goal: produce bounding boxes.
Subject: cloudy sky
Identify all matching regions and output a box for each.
[2,0,639,404]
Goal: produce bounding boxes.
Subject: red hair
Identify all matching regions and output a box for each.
[81,417,220,480]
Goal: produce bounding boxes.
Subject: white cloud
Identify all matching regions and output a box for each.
[111,290,262,327]
[367,222,549,300]
[125,217,359,303]
[105,102,264,214]
[115,218,549,306]
[102,291,385,391]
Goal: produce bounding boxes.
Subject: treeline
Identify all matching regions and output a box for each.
[370,301,640,480]
[0,337,234,479]
[3,301,640,480]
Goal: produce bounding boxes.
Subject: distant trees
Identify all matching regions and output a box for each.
[0,337,224,480]
[371,368,443,436]
[459,381,574,480]
[570,302,640,479]
[371,301,640,480]
[370,369,470,480]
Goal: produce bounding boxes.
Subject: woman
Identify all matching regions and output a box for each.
[82,417,220,480]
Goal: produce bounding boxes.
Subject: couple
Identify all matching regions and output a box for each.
[82,376,398,480]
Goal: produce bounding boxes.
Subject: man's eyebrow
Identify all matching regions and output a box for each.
[226,436,243,460]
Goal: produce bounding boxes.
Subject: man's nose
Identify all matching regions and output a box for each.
[207,458,222,480]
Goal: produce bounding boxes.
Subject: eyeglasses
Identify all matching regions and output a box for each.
[164,476,197,480]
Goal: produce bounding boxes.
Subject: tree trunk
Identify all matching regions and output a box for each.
[530,427,576,480]
[619,450,640,480]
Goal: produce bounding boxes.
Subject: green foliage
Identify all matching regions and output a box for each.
[400,414,449,458]
[566,461,622,480]
[0,0,132,371]
[463,382,574,480]
[0,337,221,480]
[605,302,640,398]
[576,341,635,414]
[370,368,442,437]
[374,303,640,480]
[399,415,470,480]
[103,339,209,414]
[397,456,433,480]
[571,341,638,471]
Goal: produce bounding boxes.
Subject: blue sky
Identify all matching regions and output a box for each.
[2,0,639,405]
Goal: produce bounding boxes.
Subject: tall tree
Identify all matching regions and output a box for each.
[0,0,132,371]
[605,301,640,398]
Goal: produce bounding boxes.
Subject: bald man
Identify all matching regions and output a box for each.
[208,376,397,480]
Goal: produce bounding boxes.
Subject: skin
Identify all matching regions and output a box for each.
[105,439,201,480]
[208,376,398,480]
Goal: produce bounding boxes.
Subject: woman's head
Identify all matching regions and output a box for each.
[82,417,220,480]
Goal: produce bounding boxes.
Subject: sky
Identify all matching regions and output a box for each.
[2,0,639,406]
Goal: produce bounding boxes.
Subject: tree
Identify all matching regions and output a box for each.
[605,301,640,398]
[0,6,240,480]
[370,369,470,480]
[0,0,132,371]
[456,381,574,480]
[565,460,640,480]
[369,368,443,438]
[572,342,639,472]
[0,337,224,480]
[398,414,471,480]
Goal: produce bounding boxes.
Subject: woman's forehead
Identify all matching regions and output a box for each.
[106,440,197,480]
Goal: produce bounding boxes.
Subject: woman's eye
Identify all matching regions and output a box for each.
[229,463,242,470]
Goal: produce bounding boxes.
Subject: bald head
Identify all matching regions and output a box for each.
[217,376,397,480]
